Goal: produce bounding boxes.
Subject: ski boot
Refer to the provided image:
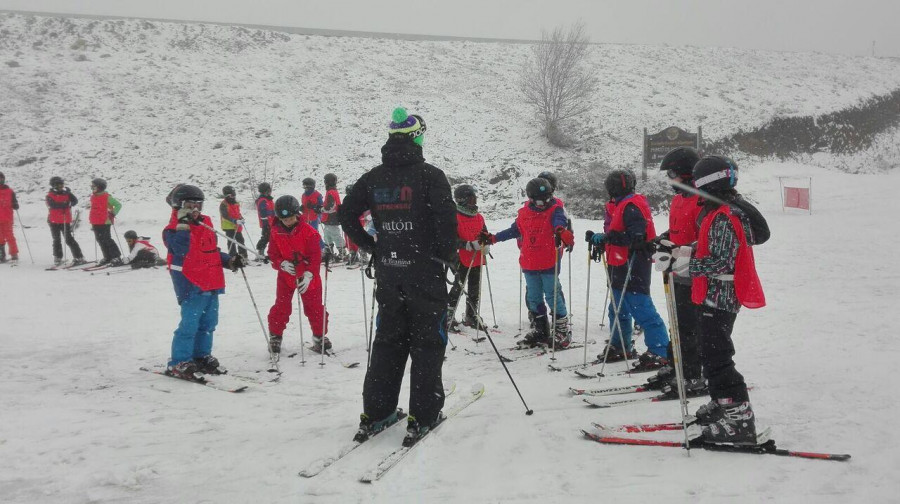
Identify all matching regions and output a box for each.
[97,258,110,266]
[693,399,721,426]
[353,409,405,443]
[462,315,489,333]
[54,256,64,267]
[194,355,226,375]
[166,360,203,381]
[552,315,572,349]
[517,313,550,348]
[659,377,708,400]
[9,254,18,264]
[644,365,674,390]
[110,257,124,267]
[629,351,670,372]
[699,400,758,445]
[0,248,5,263]
[71,257,88,267]
[596,343,637,363]
[402,413,445,447]
[309,335,332,353]
[268,334,283,357]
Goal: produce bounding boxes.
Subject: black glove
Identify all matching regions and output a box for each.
[630,234,656,254]
[478,230,495,245]
[229,255,246,271]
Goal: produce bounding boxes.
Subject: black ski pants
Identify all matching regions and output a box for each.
[130,249,158,269]
[50,223,83,260]
[666,282,702,380]
[225,229,247,258]
[256,222,270,254]
[92,224,121,261]
[364,275,448,427]
[448,263,481,322]
[698,306,749,403]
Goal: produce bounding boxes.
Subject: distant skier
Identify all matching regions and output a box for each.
[447,184,489,332]
[0,171,20,263]
[46,176,86,267]
[647,147,706,396]
[482,177,574,349]
[266,195,330,356]
[300,178,323,230]
[255,182,275,261]
[123,230,163,269]
[89,178,123,266]
[219,186,247,259]
[162,184,245,379]
[340,107,456,447]
[683,155,767,445]
[320,173,346,262]
[586,169,669,368]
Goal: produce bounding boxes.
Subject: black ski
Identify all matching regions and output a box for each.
[139,366,248,393]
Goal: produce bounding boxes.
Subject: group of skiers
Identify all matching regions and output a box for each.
[0,174,164,269]
[0,106,770,448]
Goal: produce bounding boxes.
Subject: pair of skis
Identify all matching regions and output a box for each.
[582,423,850,461]
[140,366,249,393]
[299,383,484,482]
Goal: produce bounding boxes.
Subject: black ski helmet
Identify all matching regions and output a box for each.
[660,147,701,180]
[124,230,138,240]
[222,185,236,197]
[525,177,554,204]
[50,176,64,187]
[604,170,636,199]
[169,184,205,208]
[692,155,738,194]
[302,178,315,189]
[91,178,107,191]
[274,195,302,218]
[537,171,559,192]
[324,173,337,188]
[257,182,272,194]
[453,184,477,206]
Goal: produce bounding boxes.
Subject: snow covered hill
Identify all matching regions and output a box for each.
[1,162,896,503]
[2,12,900,218]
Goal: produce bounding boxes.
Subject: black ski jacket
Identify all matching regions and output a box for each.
[340,136,457,283]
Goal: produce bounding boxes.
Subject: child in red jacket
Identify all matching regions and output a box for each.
[266,195,330,356]
[447,184,489,332]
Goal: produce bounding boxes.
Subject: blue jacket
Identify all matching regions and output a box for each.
[163,227,231,304]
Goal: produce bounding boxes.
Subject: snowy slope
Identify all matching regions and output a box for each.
[2,13,900,219]
[1,163,897,503]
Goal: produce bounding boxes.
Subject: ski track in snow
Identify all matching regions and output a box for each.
[0,163,897,502]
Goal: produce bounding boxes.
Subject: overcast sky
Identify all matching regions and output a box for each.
[1,0,899,57]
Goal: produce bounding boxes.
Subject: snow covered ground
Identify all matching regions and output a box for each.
[1,162,897,503]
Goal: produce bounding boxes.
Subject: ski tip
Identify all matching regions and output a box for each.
[469,383,485,396]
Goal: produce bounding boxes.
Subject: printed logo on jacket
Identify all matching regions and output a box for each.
[374,186,413,211]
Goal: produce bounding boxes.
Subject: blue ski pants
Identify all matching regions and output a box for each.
[169,292,219,366]
[607,289,668,358]
[524,269,567,318]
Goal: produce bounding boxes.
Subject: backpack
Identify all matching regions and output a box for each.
[730,196,770,246]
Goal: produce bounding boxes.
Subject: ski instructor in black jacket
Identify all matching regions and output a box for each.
[340,107,457,446]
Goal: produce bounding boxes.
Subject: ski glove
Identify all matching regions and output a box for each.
[555,226,574,251]
[229,255,246,271]
[590,232,606,246]
[630,234,656,254]
[297,271,314,294]
[671,245,693,277]
[478,230,496,245]
[280,261,296,276]
[236,219,246,226]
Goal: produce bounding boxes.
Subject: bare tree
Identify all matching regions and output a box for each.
[521,22,597,147]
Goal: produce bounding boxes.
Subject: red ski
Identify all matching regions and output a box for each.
[592,421,685,433]
[581,430,851,461]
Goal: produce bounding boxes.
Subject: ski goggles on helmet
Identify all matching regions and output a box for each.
[181,200,203,211]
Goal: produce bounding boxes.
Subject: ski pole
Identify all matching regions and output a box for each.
[518,268,523,333]
[662,270,691,453]
[243,225,256,260]
[296,287,307,366]
[360,266,368,350]
[599,281,610,328]
[367,278,376,370]
[198,222,264,260]
[583,245,592,366]
[239,267,280,373]
[482,249,498,329]
[111,219,125,259]
[550,244,562,360]
[319,254,330,367]
[463,266,533,416]
[597,254,635,379]
[15,210,34,263]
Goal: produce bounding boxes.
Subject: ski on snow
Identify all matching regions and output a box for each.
[592,421,686,433]
[569,384,655,397]
[303,344,361,368]
[359,383,485,483]
[139,366,248,393]
[581,429,850,461]
[298,381,458,478]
